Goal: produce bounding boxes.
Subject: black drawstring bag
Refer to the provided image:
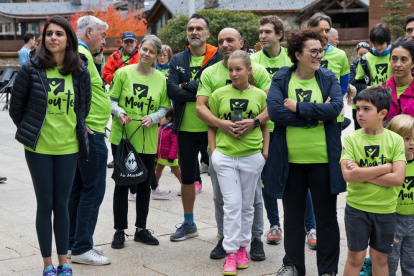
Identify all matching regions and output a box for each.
[112,122,148,186]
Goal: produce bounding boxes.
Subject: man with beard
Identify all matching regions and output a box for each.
[196,27,271,261]
[167,13,222,241]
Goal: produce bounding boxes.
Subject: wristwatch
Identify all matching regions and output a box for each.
[253,117,261,128]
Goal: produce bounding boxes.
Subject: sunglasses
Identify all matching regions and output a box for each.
[356,42,370,50]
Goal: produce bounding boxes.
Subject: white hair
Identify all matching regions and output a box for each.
[330,28,338,35]
[77,16,108,35]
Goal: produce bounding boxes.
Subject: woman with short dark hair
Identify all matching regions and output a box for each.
[266,29,345,276]
[10,16,91,276]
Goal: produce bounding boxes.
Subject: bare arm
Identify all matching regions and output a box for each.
[233,107,270,138]
[261,123,269,159]
[208,126,217,153]
[341,159,392,183]
[369,161,406,187]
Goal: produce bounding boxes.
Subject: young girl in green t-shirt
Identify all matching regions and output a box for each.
[386,114,414,275]
[208,50,269,276]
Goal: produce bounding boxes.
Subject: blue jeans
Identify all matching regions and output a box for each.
[305,189,316,231]
[68,133,108,255]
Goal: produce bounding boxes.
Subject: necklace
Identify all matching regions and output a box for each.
[232,83,251,94]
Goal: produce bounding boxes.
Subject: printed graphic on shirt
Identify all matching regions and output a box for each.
[190,66,201,81]
[360,145,387,167]
[226,79,232,85]
[125,83,155,116]
[403,176,414,191]
[295,89,312,103]
[374,64,389,83]
[266,67,280,76]
[46,78,74,115]
[320,60,328,68]
[230,99,249,111]
[133,84,149,99]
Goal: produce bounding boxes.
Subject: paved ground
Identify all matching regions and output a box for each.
[0,101,400,276]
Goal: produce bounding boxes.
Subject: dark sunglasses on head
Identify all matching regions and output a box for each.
[356,42,370,50]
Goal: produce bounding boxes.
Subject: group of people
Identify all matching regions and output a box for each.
[7,9,414,276]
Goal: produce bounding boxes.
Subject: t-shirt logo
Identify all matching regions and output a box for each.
[320,60,328,68]
[364,145,380,159]
[403,176,414,191]
[133,84,149,99]
[47,78,65,95]
[375,64,388,76]
[230,99,249,111]
[226,79,232,85]
[266,67,280,76]
[295,89,312,102]
[190,66,201,81]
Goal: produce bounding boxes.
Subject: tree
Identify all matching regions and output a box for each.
[381,0,411,40]
[158,9,259,52]
[68,5,147,38]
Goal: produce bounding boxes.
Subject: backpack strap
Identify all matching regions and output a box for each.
[359,55,371,85]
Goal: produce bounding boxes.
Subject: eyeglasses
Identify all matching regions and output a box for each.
[309,48,325,58]
[356,42,370,50]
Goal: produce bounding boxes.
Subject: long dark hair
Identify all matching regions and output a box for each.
[36,16,81,75]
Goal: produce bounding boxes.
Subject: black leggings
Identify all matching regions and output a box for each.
[25,150,78,257]
[111,144,155,230]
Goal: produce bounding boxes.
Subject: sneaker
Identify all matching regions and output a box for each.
[151,186,171,199]
[223,254,237,276]
[177,190,181,196]
[43,266,57,276]
[249,238,266,261]
[134,229,159,245]
[111,230,127,249]
[128,193,136,201]
[68,246,103,259]
[210,237,227,259]
[200,162,209,174]
[322,273,336,276]
[71,249,111,265]
[170,221,199,241]
[306,228,317,250]
[275,264,299,276]
[0,176,6,183]
[107,160,114,168]
[195,181,202,194]
[57,264,72,276]
[265,225,282,245]
[236,247,249,269]
[360,257,372,276]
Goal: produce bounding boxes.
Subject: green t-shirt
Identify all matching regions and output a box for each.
[180,55,207,132]
[397,81,411,99]
[197,61,271,98]
[340,128,406,214]
[78,45,111,133]
[397,159,414,215]
[157,68,169,76]
[286,72,328,163]
[122,53,130,65]
[26,67,78,154]
[250,48,292,132]
[355,52,391,86]
[321,47,350,123]
[108,65,171,154]
[209,85,267,157]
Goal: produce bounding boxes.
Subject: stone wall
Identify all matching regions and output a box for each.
[0,54,19,71]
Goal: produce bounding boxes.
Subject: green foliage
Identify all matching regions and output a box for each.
[381,0,411,40]
[158,9,260,53]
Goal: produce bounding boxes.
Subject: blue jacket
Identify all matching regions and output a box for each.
[265,65,346,198]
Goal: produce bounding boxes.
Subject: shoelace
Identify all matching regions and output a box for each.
[44,270,56,276]
[57,267,72,276]
[224,254,236,266]
[141,229,155,238]
[114,231,129,241]
[251,239,262,250]
[276,265,294,275]
[308,229,316,240]
[264,226,280,237]
[175,222,189,231]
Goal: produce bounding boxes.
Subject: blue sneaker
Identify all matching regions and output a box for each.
[43,266,57,276]
[360,257,372,276]
[57,264,72,276]
[170,221,199,241]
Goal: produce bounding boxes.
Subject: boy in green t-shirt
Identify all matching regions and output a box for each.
[341,87,406,275]
[385,114,414,275]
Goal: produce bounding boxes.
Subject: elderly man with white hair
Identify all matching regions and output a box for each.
[68,15,112,266]
[329,28,339,47]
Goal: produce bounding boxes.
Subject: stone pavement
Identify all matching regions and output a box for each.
[0,101,398,276]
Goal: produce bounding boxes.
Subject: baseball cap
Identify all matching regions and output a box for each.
[122,31,137,41]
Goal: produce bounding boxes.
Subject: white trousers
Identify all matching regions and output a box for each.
[211,150,265,253]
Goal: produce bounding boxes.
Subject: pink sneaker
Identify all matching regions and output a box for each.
[223,254,237,275]
[236,247,249,269]
[195,181,202,194]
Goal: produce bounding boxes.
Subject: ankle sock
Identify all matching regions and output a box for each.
[184,214,194,225]
[44,266,54,272]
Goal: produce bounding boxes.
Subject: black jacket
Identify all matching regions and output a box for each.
[266,65,346,198]
[166,45,222,134]
[9,53,92,159]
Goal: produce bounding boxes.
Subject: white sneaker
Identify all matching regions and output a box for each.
[200,162,209,174]
[68,246,103,259]
[71,249,111,265]
[177,190,181,196]
[151,186,171,199]
[306,228,317,250]
[128,193,136,201]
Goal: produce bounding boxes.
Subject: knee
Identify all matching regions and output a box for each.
[347,251,366,268]
[38,197,54,215]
